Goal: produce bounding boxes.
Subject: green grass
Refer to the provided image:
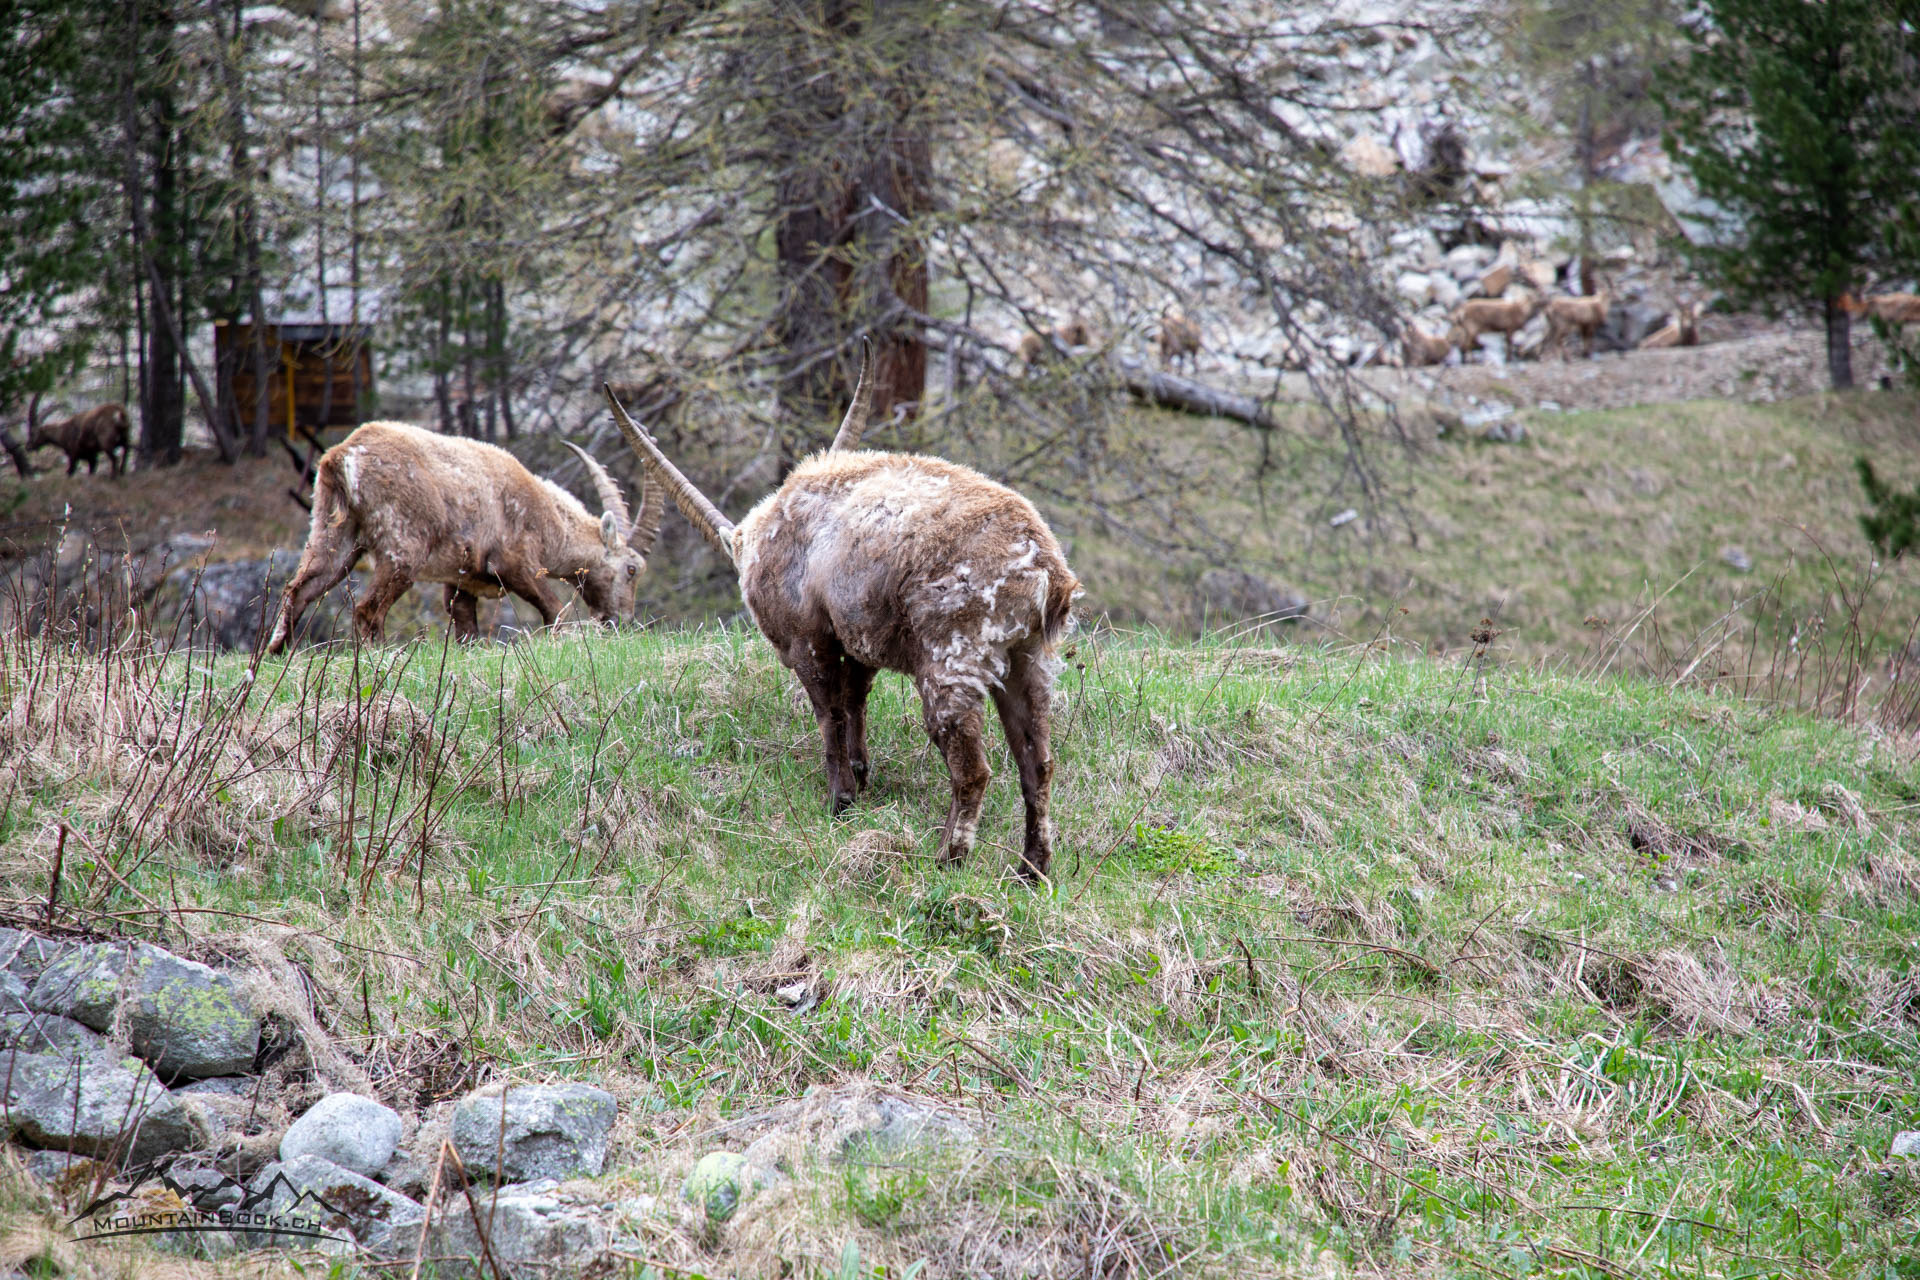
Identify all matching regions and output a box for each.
[1062,389,1920,668]
[4,626,1920,1277]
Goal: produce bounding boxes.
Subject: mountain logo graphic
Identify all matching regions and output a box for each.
[71,1156,352,1243]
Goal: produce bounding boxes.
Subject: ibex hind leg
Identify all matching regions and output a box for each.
[917,676,991,867]
[445,587,481,643]
[353,561,414,643]
[991,646,1057,882]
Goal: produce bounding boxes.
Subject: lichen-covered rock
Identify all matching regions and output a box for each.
[0,1010,107,1056]
[247,1154,426,1255]
[0,1049,206,1163]
[0,928,71,980]
[1,969,28,1014]
[28,941,260,1080]
[451,1083,616,1183]
[280,1093,404,1178]
[389,1181,611,1278]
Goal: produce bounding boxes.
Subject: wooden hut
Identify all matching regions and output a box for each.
[214,293,376,439]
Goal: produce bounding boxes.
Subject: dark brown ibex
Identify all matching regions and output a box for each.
[27,402,131,477]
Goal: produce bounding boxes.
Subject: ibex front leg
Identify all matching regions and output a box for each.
[919,675,991,866]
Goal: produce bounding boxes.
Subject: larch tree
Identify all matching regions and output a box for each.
[1658,0,1920,390]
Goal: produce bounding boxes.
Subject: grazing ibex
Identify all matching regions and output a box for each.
[1447,294,1540,359]
[1542,289,1612,359]
[1841,292,1920,328]
[607,350,1082,881]
[266,422,662,654]
[1016,317,1094,369]
[27,402,131,477]
[1401,325,1454,367]
[1158,310,1202,371]
[1637,301,1699,350]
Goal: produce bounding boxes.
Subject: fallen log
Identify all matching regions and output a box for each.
[1111,355,1280,433]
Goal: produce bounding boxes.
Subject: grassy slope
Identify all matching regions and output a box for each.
[1069,389,1920,664]
[4,627,1918,1278]
[8,389,1920,674]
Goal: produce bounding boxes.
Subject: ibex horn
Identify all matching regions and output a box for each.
[560,441,630,543]
[828,337,876,453]
[603,384,737,563]
[631,459,666,558]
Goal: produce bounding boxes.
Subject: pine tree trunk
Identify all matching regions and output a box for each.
[143,104,185,466]
[1825,297,1854,390]
[772,0,928,435]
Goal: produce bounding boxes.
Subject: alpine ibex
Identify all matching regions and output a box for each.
[1017,317,1094,368]
[1542,289,1612,359]
[1401,325,1454,367]
[1447,294,1540,359]
[1841,292,1920,328]
[1637,301,1699,350]
[1158,310,1202,371]
[27,402,131,477]
[266,422,662,653]
[607,350,1082,881]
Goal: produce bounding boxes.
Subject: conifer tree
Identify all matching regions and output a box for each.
[1658,0,1920,389]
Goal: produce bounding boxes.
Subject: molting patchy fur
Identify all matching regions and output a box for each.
[605,356,1081,882]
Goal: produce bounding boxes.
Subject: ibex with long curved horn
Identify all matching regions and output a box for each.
[266,421,663,653]
[608,346,1082,881]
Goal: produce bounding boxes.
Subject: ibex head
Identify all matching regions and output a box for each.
[561,441,665,622]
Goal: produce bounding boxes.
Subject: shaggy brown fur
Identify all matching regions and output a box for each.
[1158,310,1202,371]
[606,358,1082,881]
[28,404,131,477]
[1447,294,1540,357]
[1016,317,1095,368]
[1841,292,1920,327]
[1401,325,1454,367]
[1637,301,1699,350]
[266,421,662,653]
[1542,290,1612,359]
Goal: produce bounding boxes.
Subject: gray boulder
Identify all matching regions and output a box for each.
[29,941,260,1080]
[0,928,71,980]
[1,969,28,1013]
[1,1010,108,1055]
[174,1075,256,1097]
[1196,569,1308,627]
[24,1147,103,1185]
[280,1093,404,1178]
[1892,1131,1920,1159]
[390,1181,611,1278]
[0,1049,206,1163]
[451,1083,617,1183]
[833,1094,974,1162]
[247,1153,426,1255]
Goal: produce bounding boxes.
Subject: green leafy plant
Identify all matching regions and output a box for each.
[1130,822,1228,876]
[1857,457,1920,559]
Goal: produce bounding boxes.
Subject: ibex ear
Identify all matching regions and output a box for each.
[600,510,621,551]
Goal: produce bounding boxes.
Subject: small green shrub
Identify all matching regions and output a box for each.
[1857,457,1920,559]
